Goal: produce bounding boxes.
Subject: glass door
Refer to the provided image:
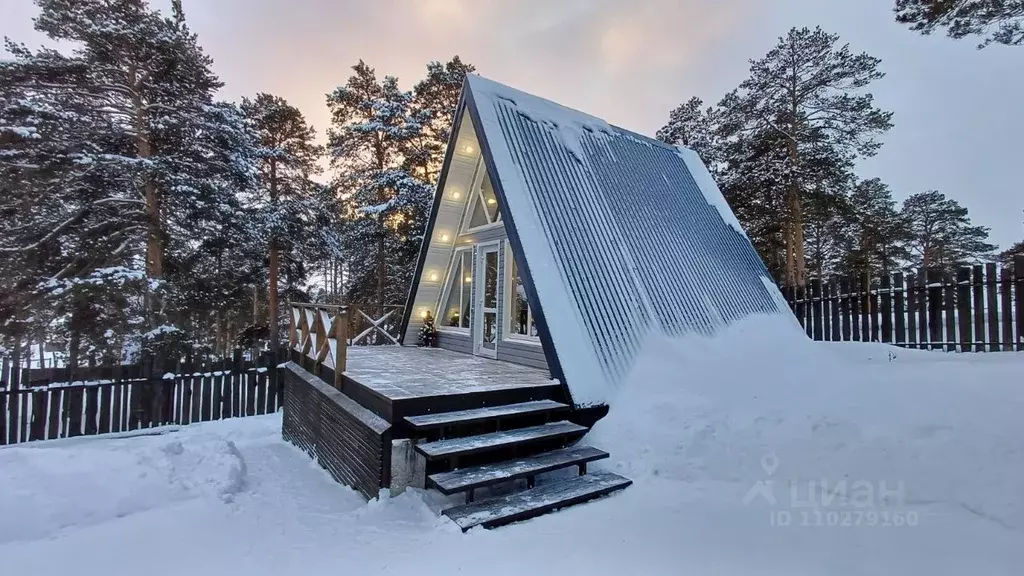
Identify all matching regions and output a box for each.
[474,244,499,358]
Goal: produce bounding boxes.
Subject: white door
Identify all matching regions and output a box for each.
[474,244,500,358]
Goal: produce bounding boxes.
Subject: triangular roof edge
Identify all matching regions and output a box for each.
[399,76,571,401]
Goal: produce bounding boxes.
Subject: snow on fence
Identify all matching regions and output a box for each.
[0,348,285,446]
[783,258,1024,352]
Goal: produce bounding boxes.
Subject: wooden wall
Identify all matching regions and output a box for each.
[281,363,392,499]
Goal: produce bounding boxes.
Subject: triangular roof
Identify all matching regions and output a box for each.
[401,75,790,408]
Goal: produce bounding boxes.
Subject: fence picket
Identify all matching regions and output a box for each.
[98,385,111,434]
[972,266,985,352]
[84,386,99,435]
[111,383,123,433]
[906,273,917,349]
[810,279,823,341]
[1015,256,1024,352]
[893,272,906,346]
[983,261,999,350]
[943,270,956,352]
[866,273,878,342]
[1000,267,1013,352]
[881,274,892,343]
[780,263,1020,354]
[30,391,46,441]
[957,268,972,353]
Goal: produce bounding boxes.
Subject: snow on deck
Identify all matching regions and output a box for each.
[342,346,557,401]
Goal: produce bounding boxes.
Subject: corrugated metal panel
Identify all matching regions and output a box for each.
[466,75,789,408]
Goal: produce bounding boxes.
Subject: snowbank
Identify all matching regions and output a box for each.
[592,314,1024,531]
[3,319,1023,574]
[0,431,247,544]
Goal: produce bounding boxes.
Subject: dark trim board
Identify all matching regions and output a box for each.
[461,84,571,404]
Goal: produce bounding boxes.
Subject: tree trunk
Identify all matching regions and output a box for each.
[269,243,279,345]
[131,64,163,318]
[268,159,280,346]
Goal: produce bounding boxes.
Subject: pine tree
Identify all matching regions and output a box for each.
[241,94,324,345]
[656,97,721,166]
[327,62,432,314]
[836,178,912,278]
[733,27,893,286]
[408,56,475,182]
[901,190,997,269]
[895,0,1024,47]
[2,1,262,358]
[1000,241,1024,267]
[5,0,229,321]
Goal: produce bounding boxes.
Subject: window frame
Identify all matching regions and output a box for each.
[460,158,504,234]
[503,240,541,344]
[435,246,473,334]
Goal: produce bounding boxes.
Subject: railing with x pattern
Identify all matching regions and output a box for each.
[288,303,406,389]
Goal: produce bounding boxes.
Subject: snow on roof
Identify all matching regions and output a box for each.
[405,75,790,409]
[466,75,615,164]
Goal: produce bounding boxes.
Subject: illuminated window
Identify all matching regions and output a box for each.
[462,163,502,232]
[439,249,472,329]
[507,256,537,339]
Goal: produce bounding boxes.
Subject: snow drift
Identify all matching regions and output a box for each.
[2,315,1023,574]
[591,314,1024,531]
[0,431,247,544]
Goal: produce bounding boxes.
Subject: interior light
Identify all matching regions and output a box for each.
[428,271,439,282]
[465,144,475,154]
[464,276,472,283]
[487,198,496,205]
[451,190,461,199]
[440,233,450,242]
[420,309,430,319]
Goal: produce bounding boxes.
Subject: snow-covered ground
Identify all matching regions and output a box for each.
[2,314,1022,575]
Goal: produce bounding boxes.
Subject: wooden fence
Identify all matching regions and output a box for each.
[783,257,1024,351]
[0,348,284,446]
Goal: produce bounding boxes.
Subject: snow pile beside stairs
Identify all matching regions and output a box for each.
[590,313,1024,531]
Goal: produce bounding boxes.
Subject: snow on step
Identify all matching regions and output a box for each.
[415,422,587,460]
[404,400,569,430]
[443,471,632,531]
[428,445,608,494]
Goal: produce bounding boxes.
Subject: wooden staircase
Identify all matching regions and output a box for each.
[406,399,631,531]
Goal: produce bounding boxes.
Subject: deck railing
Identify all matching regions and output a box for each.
[290,303,348,389]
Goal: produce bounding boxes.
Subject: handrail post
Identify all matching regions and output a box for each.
[335,309,347,389]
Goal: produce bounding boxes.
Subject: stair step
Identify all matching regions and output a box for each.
[415,421,587,461]
[428,446,609,495]
[443,471,632,531]
[404,400,569,430]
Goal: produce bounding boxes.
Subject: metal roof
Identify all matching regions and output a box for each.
[403,75,791,408]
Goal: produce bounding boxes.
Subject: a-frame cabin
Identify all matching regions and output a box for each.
[401,75,788,409]
[284,75,789,531]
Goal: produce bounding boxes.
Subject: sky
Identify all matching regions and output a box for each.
[2,0,1021,249]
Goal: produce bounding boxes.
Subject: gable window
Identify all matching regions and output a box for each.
[438,249,472,330]
[461,162,502,233]
[506,250,538,340]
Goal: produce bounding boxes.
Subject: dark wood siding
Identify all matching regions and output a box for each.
[436,330,473,354]
[282,363,392,499]
[497,339,549,371]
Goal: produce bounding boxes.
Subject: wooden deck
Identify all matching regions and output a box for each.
[338,346,563,429]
